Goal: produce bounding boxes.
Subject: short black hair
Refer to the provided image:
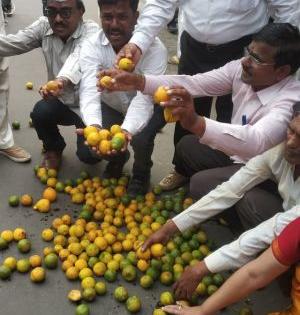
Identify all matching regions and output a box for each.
[253,23,300,74]
[47,0,85,13]
[97,0,139,12]
[76,0,85,12]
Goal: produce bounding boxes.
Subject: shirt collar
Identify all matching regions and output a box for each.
[99,30,111,46]
[256,75,293,106]
[45,20,84,40]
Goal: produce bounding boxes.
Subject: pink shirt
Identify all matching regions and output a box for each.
[144,60,300,163]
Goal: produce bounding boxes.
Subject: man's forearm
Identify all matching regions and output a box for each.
[165,219,180,237]
[186,115,206,137]
[204,207,300,273]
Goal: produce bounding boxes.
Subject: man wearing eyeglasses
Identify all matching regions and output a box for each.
[147,112,300,312]
[0,0,99,169]
[100,22,300,203]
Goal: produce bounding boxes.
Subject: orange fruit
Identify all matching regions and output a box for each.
[46,80,59,92]
[99,140,111,155]
[163,108,179,123]
[150,243,165,258]
[20,194,33,206]
[43,187,57,202]
[100,76,113,88]
[118,58,134,72]
[98,129,111,141]
[110,124,122,135]
[153,86,169,104]
[136,247,151,260]
[87,132,101,146]
[137,259,149,272]
[46,177,57,188]
[84,125,99,138]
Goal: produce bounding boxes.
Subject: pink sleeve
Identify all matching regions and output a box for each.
[143,60,239,97]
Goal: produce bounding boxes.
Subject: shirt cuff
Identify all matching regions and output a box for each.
[83,115,102,127]
[203,251,226,273]
[172,213,196,232]
[58,73,79,86]
[130,32,153,55]
[200,118,222,143]
[121,121,135,136]
[143,75,160,96]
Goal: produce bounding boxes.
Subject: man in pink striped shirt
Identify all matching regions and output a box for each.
[100,23,300,222]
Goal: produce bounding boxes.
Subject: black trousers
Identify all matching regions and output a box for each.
[31,98,166,178]
[30,98,101,164]
[175,135,283,230]
[173,31,252,159]
[101,103,166,181]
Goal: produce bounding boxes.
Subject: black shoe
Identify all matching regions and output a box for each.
[103,161,124,179]
[102,152,130,179]
[127,177,150,197]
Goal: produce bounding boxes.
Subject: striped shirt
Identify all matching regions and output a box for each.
[0,16,99,106]
[78,30,167,135]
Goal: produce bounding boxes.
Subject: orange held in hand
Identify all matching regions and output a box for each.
[86,132,101,147]
[100,75,113,88]
[163,108,179,123]
[99,139,112,155]
[118,58,134,72]
[46,80,60,92]
[83,125,127,154]
[153,86,170,104]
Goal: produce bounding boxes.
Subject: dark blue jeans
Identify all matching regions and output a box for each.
[101,102,166,180]
[30,98,100,164]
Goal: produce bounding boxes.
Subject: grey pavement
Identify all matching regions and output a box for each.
[0,1,291,314]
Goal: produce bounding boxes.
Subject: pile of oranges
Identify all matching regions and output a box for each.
[3,167,226,315]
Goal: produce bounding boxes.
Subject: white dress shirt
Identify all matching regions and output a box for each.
[79,30,167,135]
[171,143,300,272]
[0,16,99,107]
[131,0,300,53]
[144,60,300,163]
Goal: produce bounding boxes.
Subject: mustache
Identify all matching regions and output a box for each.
[108,29,123,34]
[54,23,67,27]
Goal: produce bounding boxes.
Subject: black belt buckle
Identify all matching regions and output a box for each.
[206,44,217,52]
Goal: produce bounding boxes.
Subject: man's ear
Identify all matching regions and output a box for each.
[276,64,292,82]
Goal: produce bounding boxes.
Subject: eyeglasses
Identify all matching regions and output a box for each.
[45,7,73,19]
[245,46,275,66]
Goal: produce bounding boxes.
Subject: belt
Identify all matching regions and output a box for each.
[187,32,253,53]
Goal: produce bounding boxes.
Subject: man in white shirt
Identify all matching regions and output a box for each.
[0,4,31,163]
[78,0,167,195]
[140,110,300,300]
[0,0,99,169]
[115,0,299,184]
